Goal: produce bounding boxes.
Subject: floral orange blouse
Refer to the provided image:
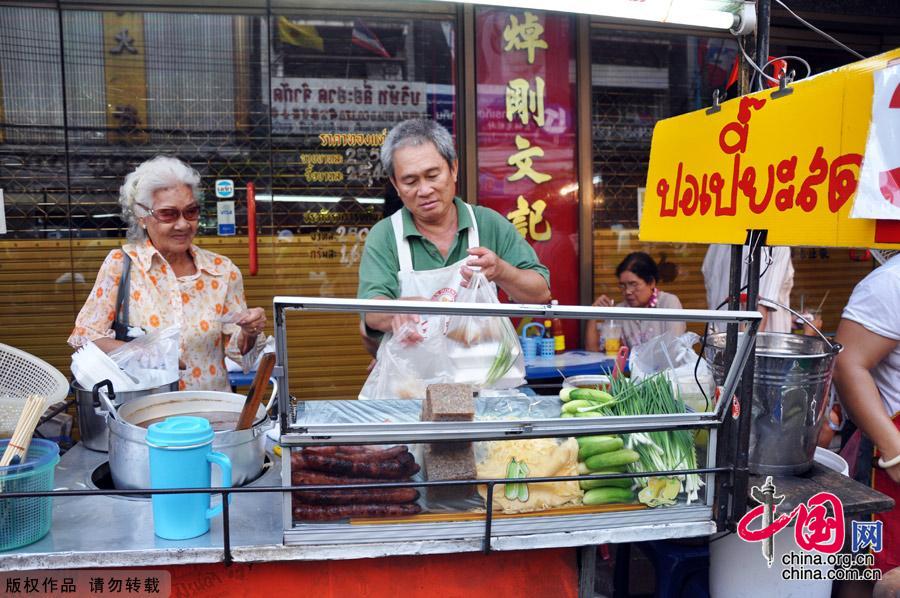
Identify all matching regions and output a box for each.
[68,240,263,392]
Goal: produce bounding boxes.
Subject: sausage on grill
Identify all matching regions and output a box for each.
[296,452,419,479]
[292,502,422,521]
[291,487,419,505]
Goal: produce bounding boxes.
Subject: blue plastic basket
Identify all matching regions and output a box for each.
[0,439,59,552]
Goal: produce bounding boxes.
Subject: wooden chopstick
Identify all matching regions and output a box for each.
[1,395,47,467]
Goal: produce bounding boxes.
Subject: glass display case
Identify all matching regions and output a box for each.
[273,297,760,553]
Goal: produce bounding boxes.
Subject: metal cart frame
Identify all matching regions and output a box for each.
[273,297,760,552]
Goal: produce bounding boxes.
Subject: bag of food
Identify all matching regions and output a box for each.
[442,271,525,389]
[359,318,457,400]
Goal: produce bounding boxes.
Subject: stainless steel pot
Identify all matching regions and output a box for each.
[101,389,275,489]
[73,379,179,452]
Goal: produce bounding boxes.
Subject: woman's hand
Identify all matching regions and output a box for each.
[236,307,267,338]
[593,295,615,308]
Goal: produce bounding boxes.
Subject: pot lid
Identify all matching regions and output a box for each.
[146,416,214,448]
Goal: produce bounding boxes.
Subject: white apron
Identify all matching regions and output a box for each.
[360,203,514,399]
[393,202,480,305]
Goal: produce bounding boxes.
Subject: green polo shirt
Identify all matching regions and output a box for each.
[357,198,550,303]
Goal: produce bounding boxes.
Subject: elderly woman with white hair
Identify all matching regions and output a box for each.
[68,156,266,392]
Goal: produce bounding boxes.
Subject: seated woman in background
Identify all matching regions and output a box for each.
[584,252,686,351]
[68,156,266,392]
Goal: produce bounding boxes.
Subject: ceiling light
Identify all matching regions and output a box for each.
[427,0,754,32]
[254,195,384,205]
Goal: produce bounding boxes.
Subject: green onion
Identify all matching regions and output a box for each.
[596,373,703,505]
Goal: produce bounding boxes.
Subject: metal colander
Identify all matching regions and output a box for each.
[0,343,69,437]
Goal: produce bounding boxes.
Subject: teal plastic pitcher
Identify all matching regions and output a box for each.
[147,416,232,540]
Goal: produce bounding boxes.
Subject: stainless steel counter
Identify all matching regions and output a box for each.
[0,443,718,571]
[0,443,284,571]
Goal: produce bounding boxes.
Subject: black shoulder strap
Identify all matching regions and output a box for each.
[112,251,132,342]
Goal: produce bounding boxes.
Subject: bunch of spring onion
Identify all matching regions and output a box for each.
[594,373,703,506]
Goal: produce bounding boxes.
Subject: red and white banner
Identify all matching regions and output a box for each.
[851,62,900,220]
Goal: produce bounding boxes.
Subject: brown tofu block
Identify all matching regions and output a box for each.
[424,442,476,480]
[424,442,477,504]
[423,384,474,422]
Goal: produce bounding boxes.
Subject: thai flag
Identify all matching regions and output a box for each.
[351,19,391,58]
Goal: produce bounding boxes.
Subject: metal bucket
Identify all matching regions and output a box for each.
[706,332,841,475]
[73,379,178,452]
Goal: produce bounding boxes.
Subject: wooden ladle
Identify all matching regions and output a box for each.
[235,353,277,431]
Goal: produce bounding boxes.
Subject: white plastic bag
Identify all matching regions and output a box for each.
[358,273,525,400]
[630,331,715,412]
[443,271,525,389]
[107,325,180,388]
[363,320,457,400]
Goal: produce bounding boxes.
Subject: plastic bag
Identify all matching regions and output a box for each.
[443,271,525,389]
[364,320,458,400]
[359,273,525,400]
[629,331,715,412]
[107,325,180,389]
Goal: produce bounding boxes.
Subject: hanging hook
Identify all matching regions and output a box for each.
[706,89,722,115]
[771,70,795,99]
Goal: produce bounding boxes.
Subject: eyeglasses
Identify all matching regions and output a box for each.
[618,280,646,292]
[136,202,201,223]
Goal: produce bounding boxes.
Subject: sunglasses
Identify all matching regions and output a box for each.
[137,202,201,223]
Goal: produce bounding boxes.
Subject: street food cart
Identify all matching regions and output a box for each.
[0,297,763,597]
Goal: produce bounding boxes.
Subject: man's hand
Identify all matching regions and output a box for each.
[459,246,550,304]
[392,312,426,345]
[364,295,430,344]
[460,247,507,287]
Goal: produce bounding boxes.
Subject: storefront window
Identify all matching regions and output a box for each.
[590,27,739,322]
[267,13,456,238]
[0,4,459,400]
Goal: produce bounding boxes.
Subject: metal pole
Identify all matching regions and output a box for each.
[732,229,767,525]
[754,0,771,92]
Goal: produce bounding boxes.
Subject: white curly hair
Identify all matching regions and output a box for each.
[119,156,202,242]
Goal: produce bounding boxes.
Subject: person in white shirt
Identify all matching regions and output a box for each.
[701,244,795,333]
[833,253,900,575]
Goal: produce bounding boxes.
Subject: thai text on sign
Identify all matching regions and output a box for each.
[640,48,900,248]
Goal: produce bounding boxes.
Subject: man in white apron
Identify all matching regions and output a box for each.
[357,119,550,382]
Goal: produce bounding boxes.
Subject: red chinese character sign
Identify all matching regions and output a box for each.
[640,48,900,248]
[476,9,578,342]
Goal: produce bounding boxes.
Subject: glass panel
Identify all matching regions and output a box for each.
[589,28,738,338]
[268,13,457,400]
[0,7,74,373]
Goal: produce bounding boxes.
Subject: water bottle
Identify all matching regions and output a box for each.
[551,300,566,354]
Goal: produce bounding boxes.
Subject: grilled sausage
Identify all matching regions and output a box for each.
[297,452,419,479]
[302,445,408,462]
[292,502,422,521]
[292,487,420,505]
[292,469,404,486]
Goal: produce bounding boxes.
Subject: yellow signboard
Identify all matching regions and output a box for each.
[640,48,900,248]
